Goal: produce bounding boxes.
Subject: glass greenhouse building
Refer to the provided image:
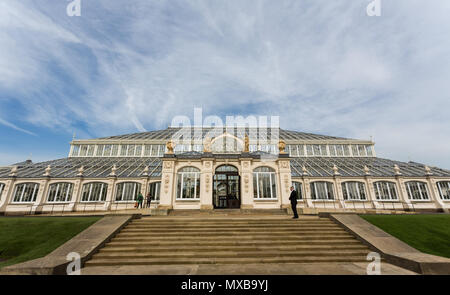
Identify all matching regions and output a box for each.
[0,127,449,215]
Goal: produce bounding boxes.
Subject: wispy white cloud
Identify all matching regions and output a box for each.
[0,117,36,136]
[0,0,450,167]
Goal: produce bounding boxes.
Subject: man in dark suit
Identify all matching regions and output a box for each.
[289,186,299,219]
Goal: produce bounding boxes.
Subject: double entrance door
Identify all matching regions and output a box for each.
[213,173,240,209]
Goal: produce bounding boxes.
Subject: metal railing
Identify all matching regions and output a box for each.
[18,196,425,216]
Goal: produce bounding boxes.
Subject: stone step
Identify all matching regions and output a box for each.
[125,225,342,230]
[92,249,370,259]
[117,230,347,236]
[130,219,336,223]
[85,256,369,266]
[106,238,361,247]
[111,235,354,243]
[99,244,369,252]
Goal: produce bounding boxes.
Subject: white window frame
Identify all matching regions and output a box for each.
[373,181,398,201]
[405,181,430,201]
[115,182,141,202]
[253,169,277,200]
[437,181,450,200]
[342,181,367,201]
[0,183,5,200]
[310,181,335,200]
[292,181,303,200]
[176,168,201,200]
[81,182,108,202]
[47,182,74,203]
[12,183,39,203]
[148,181,161,202]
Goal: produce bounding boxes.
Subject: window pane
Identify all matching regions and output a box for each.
[0,183,4,199]
[82,183,107,202]
[329,145,337,156]
[47,183,73,202]
[96,145,104,156]
[148,182,161,201]
[342,182,366,200]
[293,182,302,200]
[120,145,127,156]
[343,145,351,156]
[13,183,39,203]
[374,182,397,200]
[437,182,450,200]
[127,145,135,156]
[104,145,112,156]
[116,182,141,201]
[111,145,119,156]
[135,145,142,156]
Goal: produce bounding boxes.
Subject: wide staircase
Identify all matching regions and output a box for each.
[84,216,372,267]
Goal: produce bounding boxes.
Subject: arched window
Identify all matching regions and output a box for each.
[12,183,39,203]
[81,182,108,202]
[215,165,238,173]
[148,182,161,201]
[373,181,398,200]
[292,181,303,200]
[437,181,450,200]
[115,182,142,201]
[47,183,74,202]
[310,182,335,200]
[177,167,200,199]
[253,167,277,199]
[341,182,366,200]
[0,183,5,200]
[405,181,429,200]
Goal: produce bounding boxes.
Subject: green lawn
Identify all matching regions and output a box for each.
[0,216,101,269]
[361,214,450,258]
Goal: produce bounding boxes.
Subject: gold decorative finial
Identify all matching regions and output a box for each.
[278,139,286,154]
[244,134,249,153]
[166,140,175,154]
[203,137,212,153]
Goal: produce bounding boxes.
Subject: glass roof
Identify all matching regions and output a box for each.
[93,127,355,141]
[0,156,449,179]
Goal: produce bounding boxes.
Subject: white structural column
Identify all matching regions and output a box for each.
[277,158,292,209]
[240,158,253,209]
[32,178,50,214]
[72,178,84,211]
[0,178,15,212]
[364,177,377,210]
[334,176,344,209]
[427,177,448,213]
[396,177,413,211]
[200,158,214,210]
[104,176,117,211]
[159,158,176,210]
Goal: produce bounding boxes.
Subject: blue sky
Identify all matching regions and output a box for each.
[0,0,450,168]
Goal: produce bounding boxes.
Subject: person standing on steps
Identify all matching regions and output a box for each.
[289,186,299,219]
[146,192,152,208]
[137,192,144,209]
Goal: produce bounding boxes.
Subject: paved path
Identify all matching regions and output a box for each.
[82,262,416,275]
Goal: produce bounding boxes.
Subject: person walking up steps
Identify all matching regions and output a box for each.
[289,186,299,219]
